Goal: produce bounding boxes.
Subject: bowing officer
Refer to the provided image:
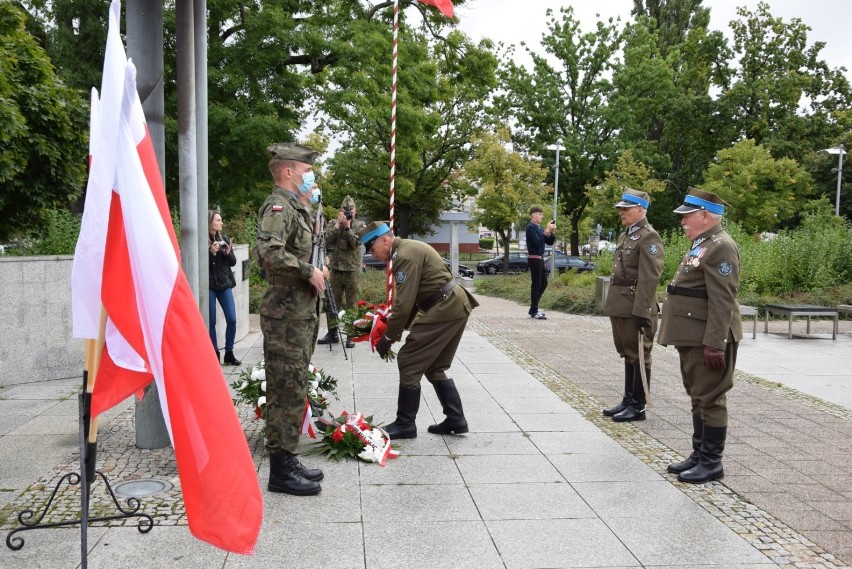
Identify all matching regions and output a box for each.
[357,222,479,439]
[658,187,742,484]
[603,188,664,422]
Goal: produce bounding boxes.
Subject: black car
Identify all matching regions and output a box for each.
[544,252,596,274]
[476,252,533,274]
[362,254,475,279]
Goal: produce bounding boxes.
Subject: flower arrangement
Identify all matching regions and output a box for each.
[305,411,399,465]
[231,361,338,420]
[338,300,396,361]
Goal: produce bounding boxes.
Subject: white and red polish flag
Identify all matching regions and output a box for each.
[71,0,262,555]
[72,1,151,415]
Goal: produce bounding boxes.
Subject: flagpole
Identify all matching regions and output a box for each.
[386,0,399,305]
[79,308,106,569]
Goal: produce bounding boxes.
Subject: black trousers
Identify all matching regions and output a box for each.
[528,258,548,315]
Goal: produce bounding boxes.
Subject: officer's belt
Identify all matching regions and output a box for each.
[416,279,457,313]
[610,277,637,287]
[667,284,708,299]
[267,274,311,288]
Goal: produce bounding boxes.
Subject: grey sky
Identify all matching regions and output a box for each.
[456,0,851,78]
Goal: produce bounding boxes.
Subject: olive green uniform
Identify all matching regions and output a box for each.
[385,238,479,389]
[324,217,365,311]
[255,187,321,454]
[658,223,741,427]
[604,218,664,365]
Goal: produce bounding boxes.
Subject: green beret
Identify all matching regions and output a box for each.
[266,142,319,165]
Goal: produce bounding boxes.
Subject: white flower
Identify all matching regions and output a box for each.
[357,447,377,462]
[338,310,346,319]
[309,364,317,373]
[308,388,318,400]
[314,371,322,383]
[251,367,265,381]
[256,396,266,407]
[260,380,266,393]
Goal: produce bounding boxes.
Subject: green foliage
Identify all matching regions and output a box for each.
[702,139,815,233]
[0,2,87,241]
[497,7,623,253]
[320,22,497,237]
[9,208,81,256]
[586,150,666,232]
[479,238,494,250]
[460,127,548,258]
[719,2,852,162]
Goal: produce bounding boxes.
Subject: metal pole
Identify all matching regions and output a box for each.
[836,144,844,217]
[176,0,199,302]
[127,0,170,450]
[195,0,209,325]
[550,138,562,278]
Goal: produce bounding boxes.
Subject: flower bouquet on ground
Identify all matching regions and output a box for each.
[305,411,399,466]
[338,300,396,362]
[231,361,339,423]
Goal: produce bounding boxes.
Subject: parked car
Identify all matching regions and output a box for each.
[361,253,386,270]
[476,252,533,274]
[362,254,475,279]
[581,240,616,255]
[544,251,596,274]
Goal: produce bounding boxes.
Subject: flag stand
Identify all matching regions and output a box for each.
[5,373,154,566]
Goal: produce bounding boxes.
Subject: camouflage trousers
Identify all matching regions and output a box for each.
[327,269,360,329]
[260,315,319,453]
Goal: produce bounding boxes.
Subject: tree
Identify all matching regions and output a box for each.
[616,3,733,223]
[318,18,497,237]
[459,128,548,269]
[0,2,87,241]
[719,2,852,163]
[701,139,814,234]
[586,150,665,232]
[497,7,622,255]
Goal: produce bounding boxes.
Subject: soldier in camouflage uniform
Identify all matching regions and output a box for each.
[358,221,479,439]
[658,187,741,484]
[602,188,664,423]
[254,142,328,496]
[317,195,365,348]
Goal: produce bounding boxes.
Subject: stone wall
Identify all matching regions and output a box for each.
[0,245,249,387]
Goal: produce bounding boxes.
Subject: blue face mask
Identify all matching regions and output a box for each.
[296,170,315,195]
[310,187,321,205]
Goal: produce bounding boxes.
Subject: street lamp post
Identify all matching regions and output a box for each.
[822,145,846,216]
[546,138,565,278]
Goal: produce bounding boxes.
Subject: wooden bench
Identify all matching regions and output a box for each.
[764,304,838,340]
[738,305,758,339]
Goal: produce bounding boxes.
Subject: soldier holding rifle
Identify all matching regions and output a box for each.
[318,195,365,348]
[254,142,327,496]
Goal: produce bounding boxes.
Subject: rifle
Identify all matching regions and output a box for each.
[311,197,348,360]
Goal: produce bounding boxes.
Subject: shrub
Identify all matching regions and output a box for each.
[13,208,81,255]
[479,238,494,250]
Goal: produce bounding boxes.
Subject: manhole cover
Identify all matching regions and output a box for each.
[113,479,173,498]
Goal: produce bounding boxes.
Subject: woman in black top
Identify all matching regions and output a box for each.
[208,210,241,365]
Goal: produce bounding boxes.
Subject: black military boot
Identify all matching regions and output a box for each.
[427,379,469,435]
[317,329,340,345]
[678,425,726,484]
[384,386,421,439]
[344,335,355,349]
[223,350,241,366]
[613,365,649,422]
[268,451,322,495]
[603,361,634,416]
[668,415,703,474]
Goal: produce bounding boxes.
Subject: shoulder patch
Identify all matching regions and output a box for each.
[648,244,659,255]
[395,270,406,283]
[271,205,283,212]
[718,261,732,276]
